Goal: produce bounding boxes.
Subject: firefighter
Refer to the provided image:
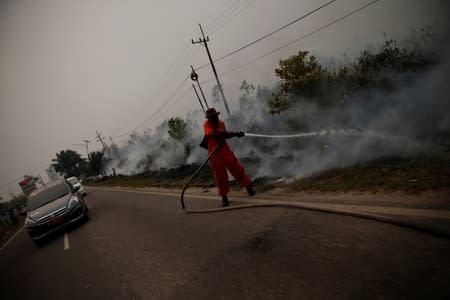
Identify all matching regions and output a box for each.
[203,107,255,207]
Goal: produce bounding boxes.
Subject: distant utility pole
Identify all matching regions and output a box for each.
[109,136,121,159]
[83,140,90,160]
[192,24,230,115]
[96,131,110,155]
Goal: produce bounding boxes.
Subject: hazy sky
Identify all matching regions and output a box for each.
[0,0,447,199]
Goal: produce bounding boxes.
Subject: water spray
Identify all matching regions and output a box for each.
[244,129,414,141]
[180,127,398,210]
[182,127,369,210]
[244,128,362,138]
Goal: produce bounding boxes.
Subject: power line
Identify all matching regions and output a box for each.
[1,1,380,190]
[106,0,323,138]
[132,78,191,132]
[113,74,191,138]
[97,1,258,140]
[114,86,193,139]
[207,0,256,35]
[200,0,380,85]
[204,0,244,31]
[110,0,334,138]
[103,2,252,138]
[109,42,198,137]
[192,24,231,115]
[196,0,337,71]
[145,85,194,128]
[106,31,203,137]
[110,44,196,136]
[112,0,360,139]
[155,40,202,94]
[109,1,256,137]
[157,1,253,93]
[101,0,378,143]
[116,0,374,142]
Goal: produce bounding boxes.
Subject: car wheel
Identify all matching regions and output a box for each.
[32,238,44,247]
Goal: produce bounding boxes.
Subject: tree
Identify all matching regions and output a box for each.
[267,39,435,115]
[240,80,255,95]
[0,194,27,215]
[88,151,104,176]
[52,150,87,178]
[168,117,187,141]
[239,80,256,112]
[268,51,328,114]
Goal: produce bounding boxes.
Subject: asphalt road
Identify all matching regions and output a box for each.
[1,188,449,299]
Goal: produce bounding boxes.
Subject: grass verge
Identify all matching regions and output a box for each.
[286,155,450,193]
[87,155,449,194]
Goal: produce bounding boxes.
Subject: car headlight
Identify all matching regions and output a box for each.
[25,216,36,226]
[69,196,79,208]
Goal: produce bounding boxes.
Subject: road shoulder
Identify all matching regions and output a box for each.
[88,185,450,237]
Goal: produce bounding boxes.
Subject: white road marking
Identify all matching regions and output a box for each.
[0,226,24,251]
[64,233,70,251]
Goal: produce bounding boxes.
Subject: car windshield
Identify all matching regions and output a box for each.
[27,183,69,211]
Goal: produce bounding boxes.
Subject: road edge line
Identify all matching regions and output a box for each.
[64,233,70,251]
[0,226,24,251]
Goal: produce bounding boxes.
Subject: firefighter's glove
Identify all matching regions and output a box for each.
[236,131,245,138]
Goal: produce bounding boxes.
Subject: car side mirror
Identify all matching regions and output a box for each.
[72,183,81,192]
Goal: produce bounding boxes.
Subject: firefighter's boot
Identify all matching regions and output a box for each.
[246,185,256,196]
[222,195,229,207]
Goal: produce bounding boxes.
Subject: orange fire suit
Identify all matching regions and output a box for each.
[204,120,252,196]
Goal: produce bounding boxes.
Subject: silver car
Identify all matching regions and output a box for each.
[25,179,89,244]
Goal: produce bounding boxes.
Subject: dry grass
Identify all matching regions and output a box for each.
[286,155,450,193]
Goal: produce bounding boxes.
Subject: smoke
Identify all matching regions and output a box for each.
[107,35,449,181]
[235,59,449,179]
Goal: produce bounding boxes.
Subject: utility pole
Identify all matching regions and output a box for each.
[192,24,230,115]
[192,84,205,113]
[190,65,209,112]
[96,131,110,155]
[109,136,121,159]
[83,140,90,160]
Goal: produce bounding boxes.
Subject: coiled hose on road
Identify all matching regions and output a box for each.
[180,133,450,239]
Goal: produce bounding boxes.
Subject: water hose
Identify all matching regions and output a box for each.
[181,141,223,210]
[180,133,450,239]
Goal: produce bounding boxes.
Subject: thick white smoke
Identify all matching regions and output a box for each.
[230,59,449,179]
